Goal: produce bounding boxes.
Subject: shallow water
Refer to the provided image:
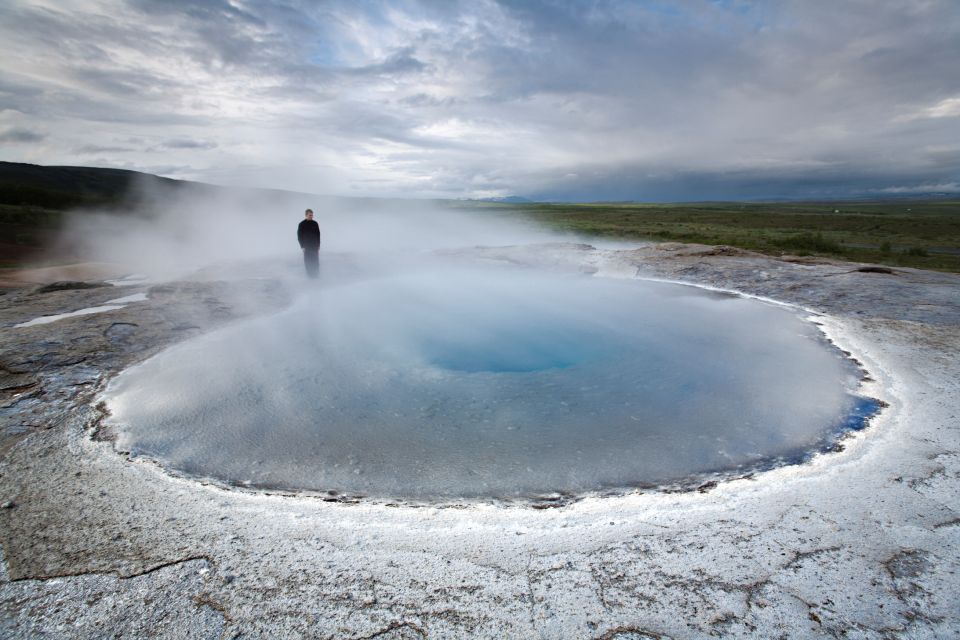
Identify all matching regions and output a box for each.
[104,265,868,499]
[15,292,149,328]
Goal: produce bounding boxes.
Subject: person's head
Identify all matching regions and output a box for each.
[305,209,314,220]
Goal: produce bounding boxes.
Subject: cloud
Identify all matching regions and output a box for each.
[925,97,960,119]
[74,144,137,154]
[341,47,428,77]
[875,182,960,194]
[897,96,960,122]
[157,138,218,150]
[0,126,46,143]
[0,0,958,200]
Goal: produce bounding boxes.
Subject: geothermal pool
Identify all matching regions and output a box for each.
[103,266,875,500]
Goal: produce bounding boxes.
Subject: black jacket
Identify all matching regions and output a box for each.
[297,219,321,249]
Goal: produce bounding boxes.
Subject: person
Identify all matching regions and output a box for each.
[297,208,321,278]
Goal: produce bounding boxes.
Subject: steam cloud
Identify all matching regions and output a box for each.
[65,183,864,499]
[58,178,557,281]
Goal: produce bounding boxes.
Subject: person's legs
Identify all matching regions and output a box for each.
[303,249,319,278]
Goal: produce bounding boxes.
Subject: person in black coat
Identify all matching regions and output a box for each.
[297,209,321,278]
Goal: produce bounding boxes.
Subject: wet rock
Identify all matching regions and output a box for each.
[697,480,719,493]
[32,281,111,294]
[0,368,37,392]
[105,322,139,345]
[529,492,577,509]
[36,353,87,369]
[595,626,665,639]
[885,549,931,580]
[857,266,898,275]
[692,245,760,257]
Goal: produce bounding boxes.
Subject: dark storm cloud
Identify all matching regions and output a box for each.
[341,48,428,77]
[74,144,137,154]
[0,0,957,199]
[158,138,218,150]
[74,138,217,157]
[124,0,270,66]
[0,127,46,143]
[0,3,216,126]
[526,162,960,203]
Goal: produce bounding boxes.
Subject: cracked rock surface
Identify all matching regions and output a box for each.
[1,243,958,638]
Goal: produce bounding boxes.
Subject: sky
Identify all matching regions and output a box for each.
[0,0,958,201]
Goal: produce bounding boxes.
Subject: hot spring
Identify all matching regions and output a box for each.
[102,263,876,500]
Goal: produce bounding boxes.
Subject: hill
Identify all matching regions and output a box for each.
[0,161,205,210]
[0,162,217,265]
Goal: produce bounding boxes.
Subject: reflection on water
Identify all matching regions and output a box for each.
[103,265,872,499]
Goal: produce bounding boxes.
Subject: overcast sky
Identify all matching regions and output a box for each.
[1,0,958,201]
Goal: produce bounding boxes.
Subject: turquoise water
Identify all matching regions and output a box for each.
[104,266,874,500]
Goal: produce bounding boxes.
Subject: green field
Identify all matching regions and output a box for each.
[473,200,960,273]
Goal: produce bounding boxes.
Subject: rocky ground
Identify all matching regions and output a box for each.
[0,243,958,639]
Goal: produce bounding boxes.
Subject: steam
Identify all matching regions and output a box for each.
[56,177,556,281]
[63,178,866,499]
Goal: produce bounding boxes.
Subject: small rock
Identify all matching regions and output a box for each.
[1,500,15,509]
[697,480,718,493]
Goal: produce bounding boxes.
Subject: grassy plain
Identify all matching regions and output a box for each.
[475,200,960,273]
